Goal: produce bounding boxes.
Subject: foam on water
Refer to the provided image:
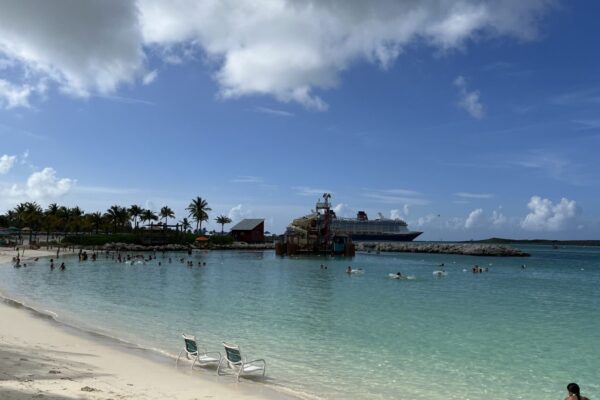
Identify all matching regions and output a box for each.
[1,246,599,400]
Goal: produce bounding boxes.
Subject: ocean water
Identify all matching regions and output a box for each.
[1,246,599,400]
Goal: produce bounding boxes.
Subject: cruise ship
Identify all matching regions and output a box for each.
[285,194,422,243]
[331,210,422,242]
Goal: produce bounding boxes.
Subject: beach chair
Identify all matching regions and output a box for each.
[217,342,266,381]
[176,334,222,369]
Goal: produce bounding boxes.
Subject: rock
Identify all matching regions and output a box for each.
[355,242,529,257]
[81,386,100,392]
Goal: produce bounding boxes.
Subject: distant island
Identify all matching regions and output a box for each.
[464,238,600,247]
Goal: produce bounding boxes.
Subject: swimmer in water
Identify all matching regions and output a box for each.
[346,266,352,274]
[565,383,590,400]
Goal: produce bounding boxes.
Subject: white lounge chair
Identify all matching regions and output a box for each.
[176,334,221,369]
[217,342,266,380]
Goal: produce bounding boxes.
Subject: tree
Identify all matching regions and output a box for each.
[128,205,143,229]
[215,215,232,233]
[186,197,211,233]
[140,209,158,227]
[23,202,43,243]
[159,206,175,226]
[179,218,191,233]
[88,212,103,234]
[105,205,129,233]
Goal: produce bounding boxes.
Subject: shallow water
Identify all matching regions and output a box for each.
[1,246,598,400]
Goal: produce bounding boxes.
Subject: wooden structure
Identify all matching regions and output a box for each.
[230,219,265,243]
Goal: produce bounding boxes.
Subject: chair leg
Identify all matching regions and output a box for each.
[216,358,223,376]
[176,350,183,367]
[191,355,198,370]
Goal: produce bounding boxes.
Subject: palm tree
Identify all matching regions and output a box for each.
[159,206,175,226]
[140,209,158,227]
[215,215,232,233]
[89,212,103,234]
[23,202,43,243]
[128,205,143,229]
[186,197,211,233]
[105,205,127,233]
[179,217,191,233]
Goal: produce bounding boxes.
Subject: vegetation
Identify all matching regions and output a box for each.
[186,196,211,232]
[208,235,234,245]
[0,196,217,245]
[215,215,232,233]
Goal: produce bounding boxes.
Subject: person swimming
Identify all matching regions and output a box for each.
[346,266,352,274]
[565,383,590,400]
[60,262,66,271]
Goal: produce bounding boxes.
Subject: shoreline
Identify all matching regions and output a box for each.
[0,258,299,400]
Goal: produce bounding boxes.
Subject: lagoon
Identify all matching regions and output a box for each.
[1,246,599,400]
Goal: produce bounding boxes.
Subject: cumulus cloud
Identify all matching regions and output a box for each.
[0,1,553,109]
[390,204,410,219]
[228,204,252,222]
[0,0,144,97]
[333,203,355,218]
[454,75,484,118]
[1,167,74,201]
[521,196,580,231]
[465,208,485,229]
[0,154,17,174]
[0,80,37,109]
[491,210,508,226]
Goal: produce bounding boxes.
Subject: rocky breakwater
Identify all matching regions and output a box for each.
[101,243,191,252]
[356,242,530,257]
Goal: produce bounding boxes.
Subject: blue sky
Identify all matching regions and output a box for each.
[1,0,599,240]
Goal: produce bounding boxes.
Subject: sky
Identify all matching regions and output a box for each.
[1,0,599,240]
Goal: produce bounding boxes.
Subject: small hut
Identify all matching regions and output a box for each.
[230,219,265,243]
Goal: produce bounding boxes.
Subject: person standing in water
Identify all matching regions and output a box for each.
[565,383,590,400]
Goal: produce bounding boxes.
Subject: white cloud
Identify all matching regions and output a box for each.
[145,200,156,212]
[390,204,410,220]
[0,154,17,174]
[0,0,144,98]
[25,167,73,199]
[455,192,494,199]
[521,196,580,231]
[228,203,252,222]
[254,106,295,117]
[454,75,484,118]
[465,208,484,229]
[333,203,355,218]
[0,79,43,109]
[142,69,158,85]
[0,1,553,109]
[1,167,74,201]
[491,210,507,226]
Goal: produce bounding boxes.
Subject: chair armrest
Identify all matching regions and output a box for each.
[203,351,222,359]
[245,358,266,367]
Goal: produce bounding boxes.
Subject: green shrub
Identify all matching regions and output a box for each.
[208,235,234,245]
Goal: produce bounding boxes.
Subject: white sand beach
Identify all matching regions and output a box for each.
[0,253,288,400]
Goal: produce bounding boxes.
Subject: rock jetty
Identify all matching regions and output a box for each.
[356,242,529,257]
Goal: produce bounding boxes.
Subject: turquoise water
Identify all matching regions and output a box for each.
[1,246,599,400]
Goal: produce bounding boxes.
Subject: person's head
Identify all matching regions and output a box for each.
[567,383,581,398]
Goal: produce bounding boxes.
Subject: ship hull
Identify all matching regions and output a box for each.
[346,232,422,242]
